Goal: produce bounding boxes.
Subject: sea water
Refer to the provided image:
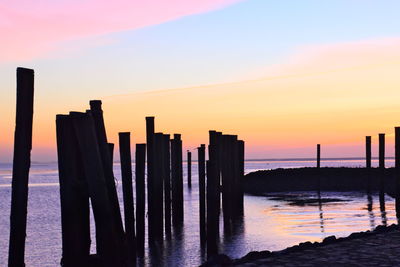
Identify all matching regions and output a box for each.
[0,159,397,266]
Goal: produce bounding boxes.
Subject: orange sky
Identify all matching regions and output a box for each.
[1,38,400,161]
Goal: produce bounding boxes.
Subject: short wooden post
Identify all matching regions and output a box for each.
[56,115,90,266]
[206,159,219,257]
[317,144,321,168]
[198,145,206,245]
[379,134,385,169]
[237,140,245,216]
[163,134,172,237]
[366,136,371,168]
[9,67,35,267]
[395,127,400,215]
[135,144,146,257]
[118,132,136,260]
[108,143,114,168]
[145,117,155,241]
[187,151,192,188]
[154,133,164,240]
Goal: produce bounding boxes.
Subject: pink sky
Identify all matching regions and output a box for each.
[0,0,241,62]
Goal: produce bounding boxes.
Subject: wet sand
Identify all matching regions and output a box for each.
[202,224,400,266]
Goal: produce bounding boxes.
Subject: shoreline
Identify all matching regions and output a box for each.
[202,224,400,266]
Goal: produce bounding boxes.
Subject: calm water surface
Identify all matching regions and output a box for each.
[0,159,397,266]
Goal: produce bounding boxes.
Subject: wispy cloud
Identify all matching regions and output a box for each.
[0,0,242,62]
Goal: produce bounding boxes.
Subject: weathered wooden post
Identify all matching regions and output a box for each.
[154,133,164,240]
[89,101,125,250]
[317,144,321,168]
[366,136,371,168]
[56,115,90,266]
[163,134,172,237]
[187,150,192,188]
[145,116,155,241]
[379,133,385,211]
[9,67,35,267]
[171,134,184,226]
[135,144,146,257]
[119,132,136,261]
[221,135,233,230]
[198,144,206,245]
[395,127,400,216]
[206,159,219,257]
[70,112,122,265]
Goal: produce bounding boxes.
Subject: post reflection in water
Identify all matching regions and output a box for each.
[317,191,325,233]
[367,193,375,230]
[379,193,387,226]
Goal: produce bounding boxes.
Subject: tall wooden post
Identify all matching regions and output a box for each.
[237,140,245,216]
[198,145,206,245]
[9,67,35,267]
[163,134,172,237]
[206,159,219,257]
[395,127,400,215]
[145,117,155,241]
[171,134,184,226]
[89,101,125,250]
[154,133,164,240]
[317,144,321,168]
[56,115,90,266]
[135,144,146,257]
[187,151,192,188]
[379,133,385,212]
[119,133,136,261]
[366,136,371,168]
[70,112,122,265]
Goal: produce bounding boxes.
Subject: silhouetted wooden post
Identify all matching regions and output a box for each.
[146,117,155,241]
[379,133,385,212]
[89,101,125,251]
[237,140,245,216]
[206,160,219,257]
[119,132,136,261]
[56,115,90,266]
[317,144,321,168]
[198,145,206,245]
[108,143,114,168]
[9,67,34,267]
[366,136,371,168]
[154,133,164,240]
[187,150,192,188]
[395,127,400,215]
[171,134,184,226]
[209,131,221,215]
[70,112,121,265]
[221,135,233,229]
[135,144,146,257]
[163,134,172,237]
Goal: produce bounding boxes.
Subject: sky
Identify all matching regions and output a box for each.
[1,0,400,162]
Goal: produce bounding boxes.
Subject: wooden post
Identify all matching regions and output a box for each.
[366,136,371,168]
[206,159,219,257]
[317,144,321,168]
[89,101,125,250]
[221,135,232,229]
[154,133,164,240]
[163,134,172,237]
[171,134,184,226]
[379,134,385,169]
[379,133,385,212]
[108,143,114,169]
[118,132,136,261]
[9,67,35,267]
[56,115,90,266]
[237,140,245,216]
[187,151,192,188]
[198,145,206,245]
[145,117,155,241]
[135,144,146,257]
[395,127,400,215]
[70,112,121,265]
